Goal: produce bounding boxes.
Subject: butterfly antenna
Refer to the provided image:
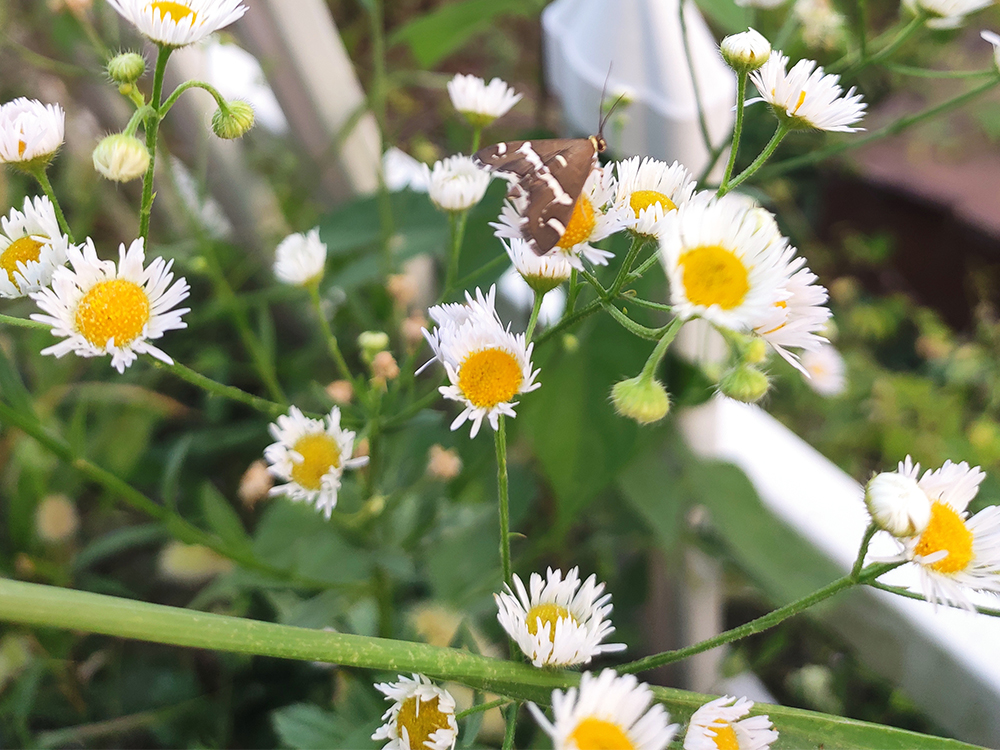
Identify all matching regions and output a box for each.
[599,91,628,138]
[597,62,612,129]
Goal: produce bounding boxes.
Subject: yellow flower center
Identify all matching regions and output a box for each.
[678,245,750,310]
[1,236,44,287]
[290,433,342,491]
[709,720,740,750]
[556,196,596,249]
[74,278,150,348]
[629,189,676,218]
[913,501,973,574]
[525,603,575,641]
[148,1,196,22]
[18,140,27,158]
[457,347,523,410]
[569,718,635,750]
[396,695,451,750]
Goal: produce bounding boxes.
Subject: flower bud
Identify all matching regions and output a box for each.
[92,133,150,182]
[720,28,771,73]
[107,52,146,84]
[743,337,769,365]
[35,494,79,543]
[427,444,462,481]
[719,365,770,403]
[211,100,255,139]
[326,379,354,404]
[358,330,390,362]
[611,374,671,425]
[238,459,273,509]
[158,542,233,584]
[864,470,931,537]
[371,350,400,381]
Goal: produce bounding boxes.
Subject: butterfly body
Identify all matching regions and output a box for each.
[474,134,607,256]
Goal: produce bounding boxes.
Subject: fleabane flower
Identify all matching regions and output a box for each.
[372,674,458,750]
[0,98,65,167]
[421,286,540,438]
[106,0,248,48]
[30,238,189,373]
[503,237,573,294]
[492,165,619,269]
[0,196,71,298]
[273,227,326,287]
[720,28,772,73]
[750,52,865,132]
[885,459,1000,609]
[659,193,795,333]
[865,456,932,538]
[801,343,846,395]
[683,696,778,750]
[983,30,1000,69]
[528,669,679,750]
[903,0,991,28]
[753,261,831,373]
[264,406,368,520]
[447,74,522,128]
[613,157,696,238]
[495,567,625,667]
[425,154,490,212]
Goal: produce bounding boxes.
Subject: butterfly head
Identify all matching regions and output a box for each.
[590,134,607,154]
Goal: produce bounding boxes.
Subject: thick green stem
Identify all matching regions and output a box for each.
[495,416,512,590]
[308,284,357,389]
[139,45,172,244]
[444,209,470,296]
[719,122,790,196]
[602,302,671,340]
[525,291,544,343]
[155,360,285,418]
[535,299,601,345]
[471,126,482,153]
[719,73,747,193]
[31,167,74,243]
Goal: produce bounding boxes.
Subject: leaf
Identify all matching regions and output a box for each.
[389,0,535,68]
[272,704,345,749]
[200,482,251,553]
[0,341,34,417]
[693,0,751,35]
[73,524,167,572]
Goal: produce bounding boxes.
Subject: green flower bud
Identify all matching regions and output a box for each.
[358,331,390,362]
[211,100,255,139]
[744,337,769,365]
[719,365,770,403]
[611,374,671,425]
[92,133,150,182]
[107,52,146,85]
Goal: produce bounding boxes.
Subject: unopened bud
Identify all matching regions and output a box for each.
[719,365,770,403]
[427,444,462,480]
[326,379,354,404]
[354,438,370,460]
[158,542,233,584]
[372,350,399,381]
[864,470,931,537]
[720,28,771,73]
[35,494,79,543]
[611,374,671,425]
[211,100,255,139]
[107,52,145,84]
[358,331,390,362]
[744,337,769,365]
[238,459,273,509]
[92,133,150,182]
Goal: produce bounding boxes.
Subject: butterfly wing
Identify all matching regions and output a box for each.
[475,139,598,255]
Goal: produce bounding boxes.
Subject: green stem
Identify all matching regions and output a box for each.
[719,73,747,193]
[525,291,544,343]
[845,16,924,78]
[626,247,666,284]
[471,126,482,153]
[444,210,470,296]
[679,0,713,152]
[535,299,601,345]
[852,523,878,579]
[456,697,509,719]
[621,296,672,312]
[30,167,74,243]
[640,317,683,378]
[609,235,646,298]
[364,0,395,277]
[601,302,670,341]
[159,79,228,117]
[856,0,868,61]
[564,269,581,313]
[122,105,154,138]
[308,284,357,388]
[719,122,790,196]
[155,360,285,418]
[0,313,48,330]
[758,77,999,180]
[882,63,995,79]
[139,45,172,244]
[495,415,512,589]
[502,703,518,750]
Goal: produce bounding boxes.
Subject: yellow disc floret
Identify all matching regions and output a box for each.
[914,501,973,574]
[629,190,676,218]
[396,695,450,750]
[525,603,575,642]
[74,278,150,348]
[148,1,196,22]
[290,433,342,491]
[678,245,750,310]
[709,720,740,750]
[457,347,523,409]
[1,236,44,286]
[556,196,596,249]
[569,718,635,750]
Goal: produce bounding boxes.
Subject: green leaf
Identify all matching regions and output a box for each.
[73,524,167,572]
[200,482,251,553]
[693,0,751,35]
[0,341,35,417]
[272,704,344,749]
[389,0,536,68]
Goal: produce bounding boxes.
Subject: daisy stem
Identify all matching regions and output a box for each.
[30,167,74,243]
[495,415,513,590]
[852,522,879,579]
[564,269,581,314]
[608,235,646,298]
[455,697,509,719]
[535,299,601,345]
[159,80,228,117]
[640,317,683,378]
[856,0,869,61]
[719,73,748,194]
[471,126,482,154]
[139,45,172,244]
[525,291,544,343]
[718,122,790,196]
[0,313,48,330]
[155,360,285,418]
[444,209,470,296]
[678,0,714,154]
[502,702,518,750]
[308,284,358,390]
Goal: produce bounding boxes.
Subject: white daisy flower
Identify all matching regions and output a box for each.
[495,567,625,668]
[720,28,772,73]
[750,52,866,132]
[30,238,189,373]
[528,669,679,750]
[106,0,248,48]
[865,456,933,538]
[422,286,540,438]
[273,227,326,287]
[904,0,991,28]
[0,196,71,298]
[503,237,573,294]
[613,157,696,239]
[753,262,832,373]
[982,30,1000,69]
[884,459,1000,609]
[659,193,795,333]
[373,674,458,750]
[0,98,65,166]
[425,154,491,212]
[447,73,522,128]
[794,0,849,50]
[264,406,368,520]
[683,696,778,750]
[801,343,846,396]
